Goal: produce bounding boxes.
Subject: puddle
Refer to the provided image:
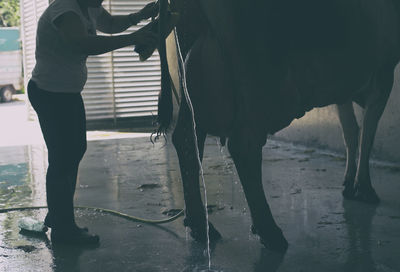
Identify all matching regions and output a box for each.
[181,265,225,272]
[137,183,162,190]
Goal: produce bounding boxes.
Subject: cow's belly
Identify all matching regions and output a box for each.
[185,33,235,136]
[289,48,375,109]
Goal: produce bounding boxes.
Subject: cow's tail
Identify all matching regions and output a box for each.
[153,0,173,140]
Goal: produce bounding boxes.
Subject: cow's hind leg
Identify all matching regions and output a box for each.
[172,101,221,242]
[336,102,359,199]
[228,132,288,252]
[354,68,393,204]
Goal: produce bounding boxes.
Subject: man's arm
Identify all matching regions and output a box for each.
[96,8,138,34]
[96,2,159,34]
[54,11,157,55]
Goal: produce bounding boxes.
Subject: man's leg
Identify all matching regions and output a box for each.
[28,81,98,244]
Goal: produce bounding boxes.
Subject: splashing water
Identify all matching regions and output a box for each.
[216,139,238,208]
[175,31,212,269]
[185,226,190,241]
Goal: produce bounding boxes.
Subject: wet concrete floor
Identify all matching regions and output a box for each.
[0,134,399,272]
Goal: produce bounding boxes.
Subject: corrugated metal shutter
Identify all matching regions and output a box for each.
[20,0,48,121]
[84,0,161,123]
[20,0,45,90]
[21,0,160,125]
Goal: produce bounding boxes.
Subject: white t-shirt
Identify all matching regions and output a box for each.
[31,0,104,93]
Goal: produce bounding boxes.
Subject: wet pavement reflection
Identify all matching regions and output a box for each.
[0,135,399,271]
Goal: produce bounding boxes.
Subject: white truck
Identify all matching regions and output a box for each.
[0,27,23,102]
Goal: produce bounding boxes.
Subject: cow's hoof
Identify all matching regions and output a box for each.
[342,180,356,199]
[342,184,356,199]
[354,185,380,204]
[251,225,288,253]
[184,218,222,243]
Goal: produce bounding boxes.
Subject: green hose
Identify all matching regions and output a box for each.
[0,206,184,224]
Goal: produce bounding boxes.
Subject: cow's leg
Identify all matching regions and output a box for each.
[355,68,393,204]
[228,131,288,252]
[336,102,359,199]
[172,102,221,242]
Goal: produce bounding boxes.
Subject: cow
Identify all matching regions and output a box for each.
[146,0,400,252]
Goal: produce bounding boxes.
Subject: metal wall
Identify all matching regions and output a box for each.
[20,0,47,90]
[20,0,160,125]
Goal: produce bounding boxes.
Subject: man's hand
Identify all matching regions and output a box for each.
[130,25,158,48]
[138,1,159,20]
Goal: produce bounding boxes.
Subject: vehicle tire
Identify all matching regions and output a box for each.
[1,86,13,102]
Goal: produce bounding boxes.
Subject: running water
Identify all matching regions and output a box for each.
[216,139,238,210]
[175,32,212,270]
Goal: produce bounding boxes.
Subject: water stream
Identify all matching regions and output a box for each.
[175,32,212,270]
[216,140,237,209]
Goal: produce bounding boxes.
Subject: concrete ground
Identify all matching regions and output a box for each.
[0,131,400,272]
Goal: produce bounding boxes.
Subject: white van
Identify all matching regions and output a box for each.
[0,27,22,102]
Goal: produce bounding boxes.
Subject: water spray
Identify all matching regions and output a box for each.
[174,29,212,271]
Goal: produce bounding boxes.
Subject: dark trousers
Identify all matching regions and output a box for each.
[28,80,87,231]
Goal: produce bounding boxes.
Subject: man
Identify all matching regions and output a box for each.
[28,0,159,245]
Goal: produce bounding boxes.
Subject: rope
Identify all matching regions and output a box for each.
[0,206,184,225]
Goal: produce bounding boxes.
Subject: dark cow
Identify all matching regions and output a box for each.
[151,0,400,252]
